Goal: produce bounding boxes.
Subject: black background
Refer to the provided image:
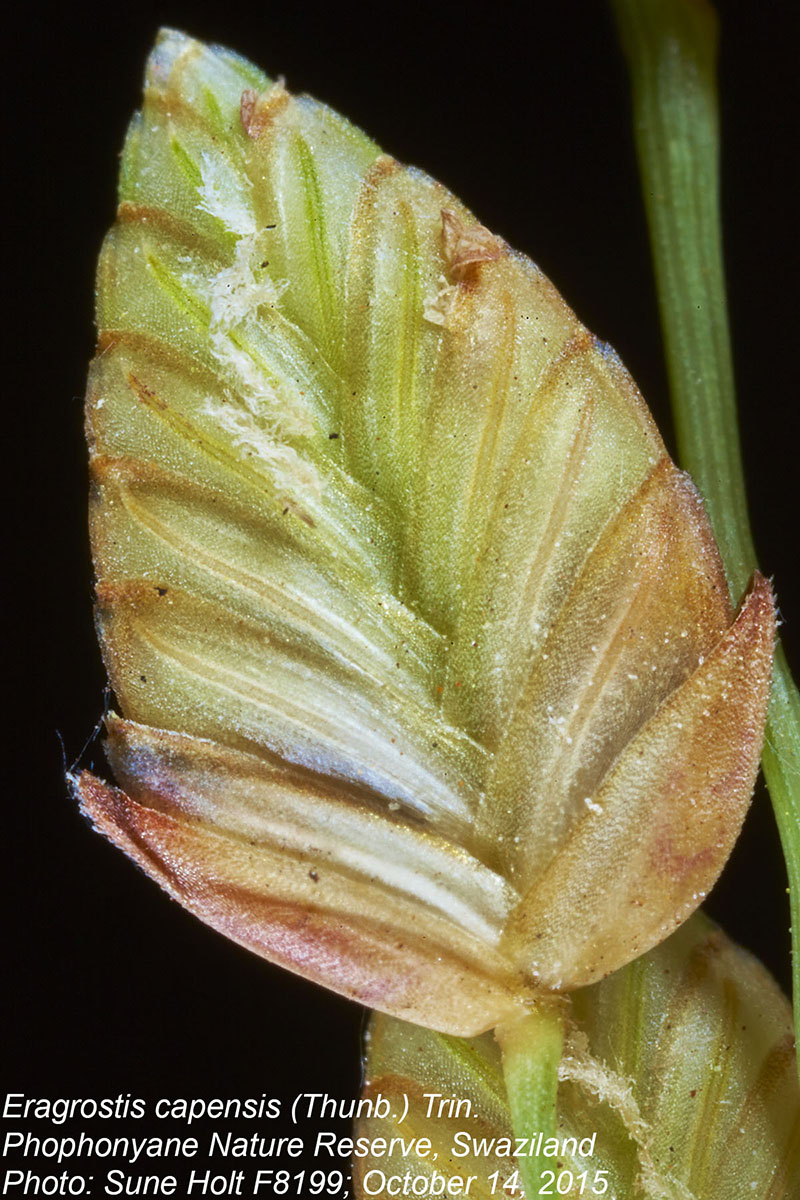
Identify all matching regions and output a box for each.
[5,0,799,1173]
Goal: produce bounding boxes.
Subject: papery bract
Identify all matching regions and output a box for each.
[75,30,774,1035]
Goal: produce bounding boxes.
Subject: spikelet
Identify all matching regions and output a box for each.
[74,30,774,1036]
[355,916,800,1199]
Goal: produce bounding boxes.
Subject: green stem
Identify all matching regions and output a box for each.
[495,1000,566,1197]
[611,0,800,1069]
